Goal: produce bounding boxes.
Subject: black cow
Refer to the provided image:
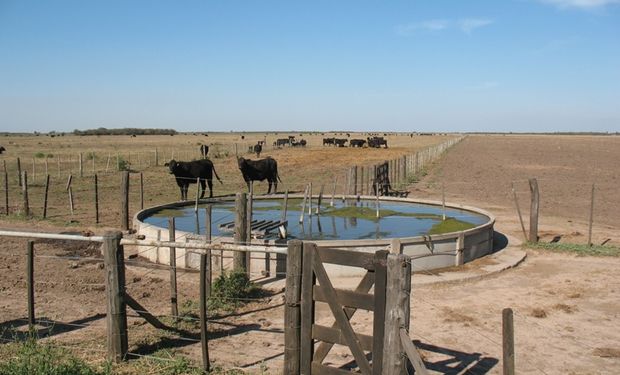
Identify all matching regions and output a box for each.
[0,146,5,154]
[274,138,289,147]
[367,137,388,148]
[350,139,366,147]
[200,144,209,159]
[334,138,347,147]
[253,143,262,158]
[237,157,281,194]
[165,159,222,201]
[323,137,335,146]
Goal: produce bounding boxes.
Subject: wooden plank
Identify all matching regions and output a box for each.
[312,325,373,351]
[399,328,429,375]
[313,271,375,363]
[124,293,169,330]
[313,285,375,311]
[300,242,315,374]
[312,248,372,375]
[284,240,303,375]
[316,247,375,270]
[372,250,388,375]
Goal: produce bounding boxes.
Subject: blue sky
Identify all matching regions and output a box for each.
[0,0,618,133]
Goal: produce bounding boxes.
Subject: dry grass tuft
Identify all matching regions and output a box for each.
[593,347,620,358]
[553,303,577,313]
[531,308,547,318]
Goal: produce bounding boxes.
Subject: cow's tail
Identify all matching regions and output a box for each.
[276,169,282,183]
[212,165,223,184]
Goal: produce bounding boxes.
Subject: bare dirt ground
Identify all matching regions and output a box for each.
[1,134,619,374]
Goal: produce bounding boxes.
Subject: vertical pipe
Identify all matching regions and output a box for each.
[168,217,178,321]
[27,240,35,329]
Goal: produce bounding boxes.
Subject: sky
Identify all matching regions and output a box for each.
[0,0,619,133]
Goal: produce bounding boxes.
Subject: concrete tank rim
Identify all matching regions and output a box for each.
[133,193,495,247]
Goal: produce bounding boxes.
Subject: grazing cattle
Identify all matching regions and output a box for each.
[237,157,281,194]
[323,137,335,146]
[367,137,388,148]
[291,139,307,147]
[253,143,263,158]
[274,138,289,147]
[349,139,366,147]
[165,159,222,201]
[200,144,209,159]
[334,138,348,147]
[0,146,5,154]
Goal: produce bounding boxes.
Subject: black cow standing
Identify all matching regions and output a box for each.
[237,157,281,194]
[253,143,263,158]
[166,159,222,201]
[200,144,209,159]
[0,146,5,154]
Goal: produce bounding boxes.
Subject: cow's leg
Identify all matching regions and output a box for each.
[267,180,272,194]
[245,179,251,192]
[183,184,189,201]
[207,179,213,198]
[272,178,278,194]
[199,179,206,199]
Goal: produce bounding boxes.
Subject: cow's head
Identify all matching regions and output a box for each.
[237,157,247,169]
[165,160,178,174]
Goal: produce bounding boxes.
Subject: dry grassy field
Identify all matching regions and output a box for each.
[1,133,619,374]
[0,132,451,228]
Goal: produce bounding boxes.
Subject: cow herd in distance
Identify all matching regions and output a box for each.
[164,134,392,200]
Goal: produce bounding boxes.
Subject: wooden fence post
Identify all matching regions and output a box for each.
[352,166,358,196]
[43,175,50,219]
[139,172,144,210]
[4,161,9,215]
[79,152,83,177]
[247,182,254,276]
[233,192,248,273]
[103,231,128,362]
[21,171,29,217]
[155,148,159,166]
[528,178,539,243]
[502,308,515,375]
[199,253,211,372]
[588,183,595,247]
[94,174,99,224]
[66,175,74,215]
[168,217,179,321]
[511,182,528,242]
[27,240,35,330]
[17,157,22,187]
[121,171,129,231]
[383,253,412,375]
[284,240,303,375]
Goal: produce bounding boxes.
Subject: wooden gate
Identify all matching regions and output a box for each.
[286,241,389,374]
